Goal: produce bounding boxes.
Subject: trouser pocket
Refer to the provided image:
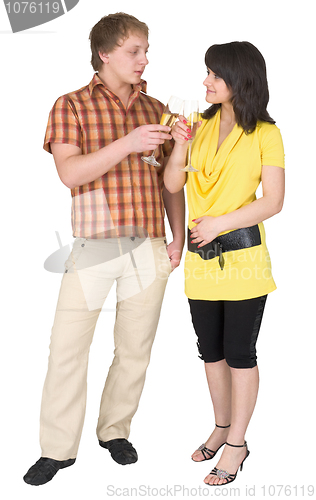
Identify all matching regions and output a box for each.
[64,238,87,273]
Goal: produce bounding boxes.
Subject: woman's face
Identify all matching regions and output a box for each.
[203,68,233,105]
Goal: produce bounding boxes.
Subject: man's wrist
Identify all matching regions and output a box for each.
[118,134,133,157]
[170,233,185,247]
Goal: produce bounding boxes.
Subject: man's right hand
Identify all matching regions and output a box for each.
[126,124,172,153]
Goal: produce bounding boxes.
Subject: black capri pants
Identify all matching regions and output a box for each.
[188,295,267,369]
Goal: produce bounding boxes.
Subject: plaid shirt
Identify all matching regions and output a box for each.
[44,73,173,238]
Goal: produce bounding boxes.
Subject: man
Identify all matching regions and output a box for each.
[23,13,185,486]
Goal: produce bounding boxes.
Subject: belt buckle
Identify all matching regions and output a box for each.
[214,241,225,270]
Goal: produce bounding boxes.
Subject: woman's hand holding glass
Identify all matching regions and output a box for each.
[171,101,201,172]
[171,115,194,145]
[182,100,200,172]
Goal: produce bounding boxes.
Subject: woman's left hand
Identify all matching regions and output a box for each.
[190,216,222,247]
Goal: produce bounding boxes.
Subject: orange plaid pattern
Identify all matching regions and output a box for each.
[44,73,173,238]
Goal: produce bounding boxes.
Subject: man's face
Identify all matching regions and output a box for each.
[100,32,149,86]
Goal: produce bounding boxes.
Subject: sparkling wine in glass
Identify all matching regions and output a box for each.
[142,95,183,167]
[180,100,200,172]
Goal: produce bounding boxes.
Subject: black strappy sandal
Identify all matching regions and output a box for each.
[206,441,250,485]
[191,424,231,462]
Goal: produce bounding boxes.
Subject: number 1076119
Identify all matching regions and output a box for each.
[5,2,60,14]
[261,485,315,496]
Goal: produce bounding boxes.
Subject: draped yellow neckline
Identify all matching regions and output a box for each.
[191,109,244,184]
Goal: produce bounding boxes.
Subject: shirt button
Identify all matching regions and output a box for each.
[130,237,135,241]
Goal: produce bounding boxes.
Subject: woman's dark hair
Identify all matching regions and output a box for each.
[202,41,275,134]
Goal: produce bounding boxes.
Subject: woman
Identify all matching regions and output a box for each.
[164,41,285,486]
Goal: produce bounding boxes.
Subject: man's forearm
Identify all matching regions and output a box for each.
[52,135,133,189]
[163,187,185,243]
[52,124,172,189]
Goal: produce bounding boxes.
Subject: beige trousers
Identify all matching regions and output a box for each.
[40,236,171,460]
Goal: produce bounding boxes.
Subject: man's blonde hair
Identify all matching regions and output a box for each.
[89,12,149,71]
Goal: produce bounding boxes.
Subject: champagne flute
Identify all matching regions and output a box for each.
[180,100,199,172]
[142,95,183,167]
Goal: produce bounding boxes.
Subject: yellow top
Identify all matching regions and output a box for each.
[185,110,285,301]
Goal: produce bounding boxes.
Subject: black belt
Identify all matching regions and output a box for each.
[187,225,261,270]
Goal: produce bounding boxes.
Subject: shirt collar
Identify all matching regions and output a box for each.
[89,73,147,97]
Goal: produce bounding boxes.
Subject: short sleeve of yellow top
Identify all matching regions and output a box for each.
[185,109,285,301]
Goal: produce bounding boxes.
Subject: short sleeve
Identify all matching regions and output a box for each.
[259,123,285,169]
[43,95,82,154]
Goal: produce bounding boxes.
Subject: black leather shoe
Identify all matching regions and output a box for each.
[99,438,138,465]
[23,457,76,486]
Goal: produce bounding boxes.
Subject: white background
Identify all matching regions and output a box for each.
[1,0,315,498]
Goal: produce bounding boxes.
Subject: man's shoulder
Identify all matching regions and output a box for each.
[54,82,91,107]
[139,91,164,111]
[51,74,99,109]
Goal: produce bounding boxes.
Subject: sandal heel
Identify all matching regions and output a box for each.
[240,449,250,472]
